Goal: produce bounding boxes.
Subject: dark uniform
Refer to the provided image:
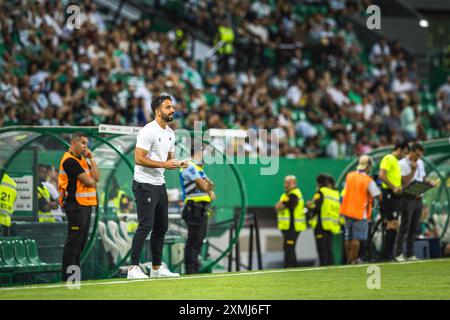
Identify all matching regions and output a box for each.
[277,187,306,268]
[58,152,97,281]
[379,153,403,260]
[309,186,341,266]
[180,161,212,274]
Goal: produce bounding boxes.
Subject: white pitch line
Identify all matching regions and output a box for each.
[0,258,448,292]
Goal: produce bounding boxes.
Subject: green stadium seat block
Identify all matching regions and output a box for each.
[24,240,60,272]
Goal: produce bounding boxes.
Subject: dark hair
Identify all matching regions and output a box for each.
[71,132,88,143]
[411,142,424,152]
[316,174,328,188]
[394,141,410,151]
[151,95,172,113]
[325,175,335,188]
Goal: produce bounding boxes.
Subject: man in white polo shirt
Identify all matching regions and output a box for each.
[395,143,429,261]
[127,95,188,279]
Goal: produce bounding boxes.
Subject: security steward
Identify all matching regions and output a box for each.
[175,28,188,55]
[180,148,215,274]
[58,132,100,281]
[215,18,235,72]
[38,165,58,223]
[0,172,17,236]
[275,175,306,268]
[113,188,137,233]
[307,175,341,266]
[113,188,132,215]
[378,142,410,261]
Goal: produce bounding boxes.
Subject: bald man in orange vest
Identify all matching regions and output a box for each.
[340,155,381,264]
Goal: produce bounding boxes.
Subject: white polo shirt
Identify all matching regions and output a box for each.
[399,157,426,182]
[134,120,175,185]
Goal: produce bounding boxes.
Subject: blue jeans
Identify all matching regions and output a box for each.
[344,217,369,241]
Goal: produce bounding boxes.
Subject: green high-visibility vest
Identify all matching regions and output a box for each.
[277,187,306,232]
[217,26,234,55]
[0,173,17,227]
[310,187,341,234]
[38,185,56,223]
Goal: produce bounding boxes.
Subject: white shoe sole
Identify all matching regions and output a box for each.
[127,276,148,279]
[127,273,148,279]
[150,273,180,278]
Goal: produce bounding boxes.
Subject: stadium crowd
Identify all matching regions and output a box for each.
[0,0,449,158]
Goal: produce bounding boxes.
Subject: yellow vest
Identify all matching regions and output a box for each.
[175,28,187,51]
[58,151,97,207]
[310,187,341,234]
[277,187,306,232]
[380,154,402,189]
[180,161,212,203]
[38,185,57,223]
[127,221,138,233]
[0,173,17,227]
[113,190,128,214]
[217,26,234,55]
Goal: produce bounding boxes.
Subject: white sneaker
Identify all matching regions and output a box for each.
[127,265,149,279]
[150,263,180,278]
[395,254,406,262]
[408,255,420,261]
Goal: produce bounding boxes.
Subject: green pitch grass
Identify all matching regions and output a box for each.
[1,259,450,300]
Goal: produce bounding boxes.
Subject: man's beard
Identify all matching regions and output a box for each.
[161,113,174,122]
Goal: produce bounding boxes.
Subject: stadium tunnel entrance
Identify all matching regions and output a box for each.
[0,126,247,284]
[337,138,450,261]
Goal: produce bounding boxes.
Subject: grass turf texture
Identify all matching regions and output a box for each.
[1,259,449,300]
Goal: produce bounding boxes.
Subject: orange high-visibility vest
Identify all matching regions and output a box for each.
[58,152,97,207]
[340,171,373,220]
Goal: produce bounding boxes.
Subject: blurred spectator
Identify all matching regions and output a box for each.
[419,206,439,238]
[326,130,348,159]
[399,96,417,141]
[437,76,450,109]
[392,67,415,94]
[0,0,447,160]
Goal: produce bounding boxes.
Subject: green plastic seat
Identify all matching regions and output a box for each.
[0,241,14,272]
[13,240,36,267]
[291,110,306,122]
[11,240,37,272]
[0,240,31,272]
[24,240,61,272]
[296,137,305,148]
